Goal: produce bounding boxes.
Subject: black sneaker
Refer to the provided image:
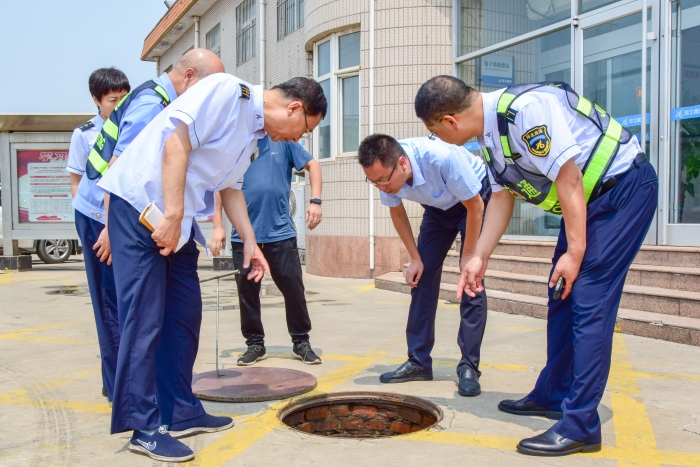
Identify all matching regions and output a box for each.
[237,344,267,366]
[292,341,322,365]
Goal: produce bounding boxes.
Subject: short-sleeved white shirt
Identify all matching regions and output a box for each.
[98,73,266,247]
[478,87,642,192]
[66,114,103,176]
[380,137,486,209]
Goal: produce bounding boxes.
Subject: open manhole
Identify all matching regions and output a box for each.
[278,391,442,438]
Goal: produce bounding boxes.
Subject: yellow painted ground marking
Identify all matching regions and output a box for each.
[634,369,700,383]
[191,352,385,467]
[264,351,363,362]
[0,320,93,345]
[0,367,110,415]
[342,283,376,297]
[608,333,662,467]
[410,430,521,451]
[0,270,62,284]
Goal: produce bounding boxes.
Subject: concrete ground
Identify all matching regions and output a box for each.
[1,256,700,467]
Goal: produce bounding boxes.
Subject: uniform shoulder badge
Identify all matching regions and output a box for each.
[521,125,551,157]
[78,120,95,132]
[240,84,251,100]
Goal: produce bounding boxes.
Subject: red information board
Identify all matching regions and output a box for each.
[16,150,73,223]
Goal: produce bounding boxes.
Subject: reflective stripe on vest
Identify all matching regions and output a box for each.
[85,81,171,180]
[485,81,630,213]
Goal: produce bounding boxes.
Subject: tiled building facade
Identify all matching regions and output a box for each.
[143,0,453,279]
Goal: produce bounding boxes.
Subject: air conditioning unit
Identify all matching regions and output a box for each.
[289,186,306,249]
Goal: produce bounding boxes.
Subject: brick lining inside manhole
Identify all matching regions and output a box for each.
[278,391,442,438]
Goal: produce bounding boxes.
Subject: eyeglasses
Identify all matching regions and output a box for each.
[427,114,453,141]
[302,106,310,137]
[365,159,399,186]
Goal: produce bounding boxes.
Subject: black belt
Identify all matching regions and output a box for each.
[597,152,648,199]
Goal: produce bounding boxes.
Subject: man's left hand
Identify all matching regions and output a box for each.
[209,227,226,257]
[152,216,182,256]
[549,252,582,300]
[243,243,271,282]
[306,203,322,230]
[93,227,112,265]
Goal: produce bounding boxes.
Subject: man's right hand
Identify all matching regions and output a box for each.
[457,256,488,299]
[93,227,112,265]
[404,258,424,288]
[243,243,271,282]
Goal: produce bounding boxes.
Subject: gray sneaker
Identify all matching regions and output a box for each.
[292,341,321,365]
[237,344,267,366]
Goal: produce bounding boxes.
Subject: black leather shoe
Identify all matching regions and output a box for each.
[379,361,433,383]
[517,428,601,456]
[498,396,562,420]
[457,368,481,396]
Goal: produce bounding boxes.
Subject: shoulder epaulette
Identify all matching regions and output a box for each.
[78,120,95,132]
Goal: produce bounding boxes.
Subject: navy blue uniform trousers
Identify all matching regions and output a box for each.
[407,178,491,375]
[527,161,658,444]
[75,210,120,402]
[108,195,205,433]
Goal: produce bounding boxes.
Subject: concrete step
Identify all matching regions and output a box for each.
[441,253,700,292]
[375,272,700,347]
[435,267,700,319]
[489,240,700,268]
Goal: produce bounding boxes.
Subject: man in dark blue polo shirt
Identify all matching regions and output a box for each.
[211,135,323,365]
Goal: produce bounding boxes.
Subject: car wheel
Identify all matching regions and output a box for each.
[37,239,72,264]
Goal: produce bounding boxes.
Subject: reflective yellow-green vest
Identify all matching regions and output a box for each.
[481,81,631,214]
[85,80,171,179]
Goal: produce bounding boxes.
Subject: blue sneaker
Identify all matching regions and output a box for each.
[129,426,194,462]
[169,413,235,438]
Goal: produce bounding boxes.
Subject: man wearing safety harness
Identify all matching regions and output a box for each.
[70,50,221,407]
[415,76,657,457]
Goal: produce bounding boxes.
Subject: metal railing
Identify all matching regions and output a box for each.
[200,269,239,376]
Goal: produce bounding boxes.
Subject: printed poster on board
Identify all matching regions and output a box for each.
[16,150,74,223]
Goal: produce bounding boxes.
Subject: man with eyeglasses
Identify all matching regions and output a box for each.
[98,74,327,462]
[357,134,491,397]
[414,75,656,457]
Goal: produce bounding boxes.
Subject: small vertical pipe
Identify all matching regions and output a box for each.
[368,0,375,277]
[216,277,220,376]
[194,16,200,48]
[260,0,266,86]
[155,56,160,76]
[641,0,648,156]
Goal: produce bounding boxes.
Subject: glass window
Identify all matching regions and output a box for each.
[206,23,221,58]
[580,0,620,14]
[318,41,331,76]
[339,32,361,69]
[583,11,650,147]
[459,0,570,57]
[236,1,256,65]
[318,80,331,159]
[277,0,304,40]
[341,75,360,153]
[458,28,571,236]
[459,28,571,92]
[670,0,700,224]
[313,31,361,159]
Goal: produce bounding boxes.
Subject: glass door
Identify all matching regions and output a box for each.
[576,0,659,243]
[666,0,700,245]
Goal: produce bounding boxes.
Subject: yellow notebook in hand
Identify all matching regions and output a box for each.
[139,203,188,253]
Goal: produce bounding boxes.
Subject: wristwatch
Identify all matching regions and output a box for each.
[310,198,322,205]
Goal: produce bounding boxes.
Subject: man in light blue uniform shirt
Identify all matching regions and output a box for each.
[98,74,327,462]
[67,68,130,402]
[358,135,490,397]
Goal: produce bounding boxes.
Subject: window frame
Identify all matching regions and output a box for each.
[277,0,305,41]
[205,23,221,58]
[236,0,257,66]
[312,29,361,161]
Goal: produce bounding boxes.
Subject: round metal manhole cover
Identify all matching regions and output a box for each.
[278,391,442,438]
[192,367,317,403]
